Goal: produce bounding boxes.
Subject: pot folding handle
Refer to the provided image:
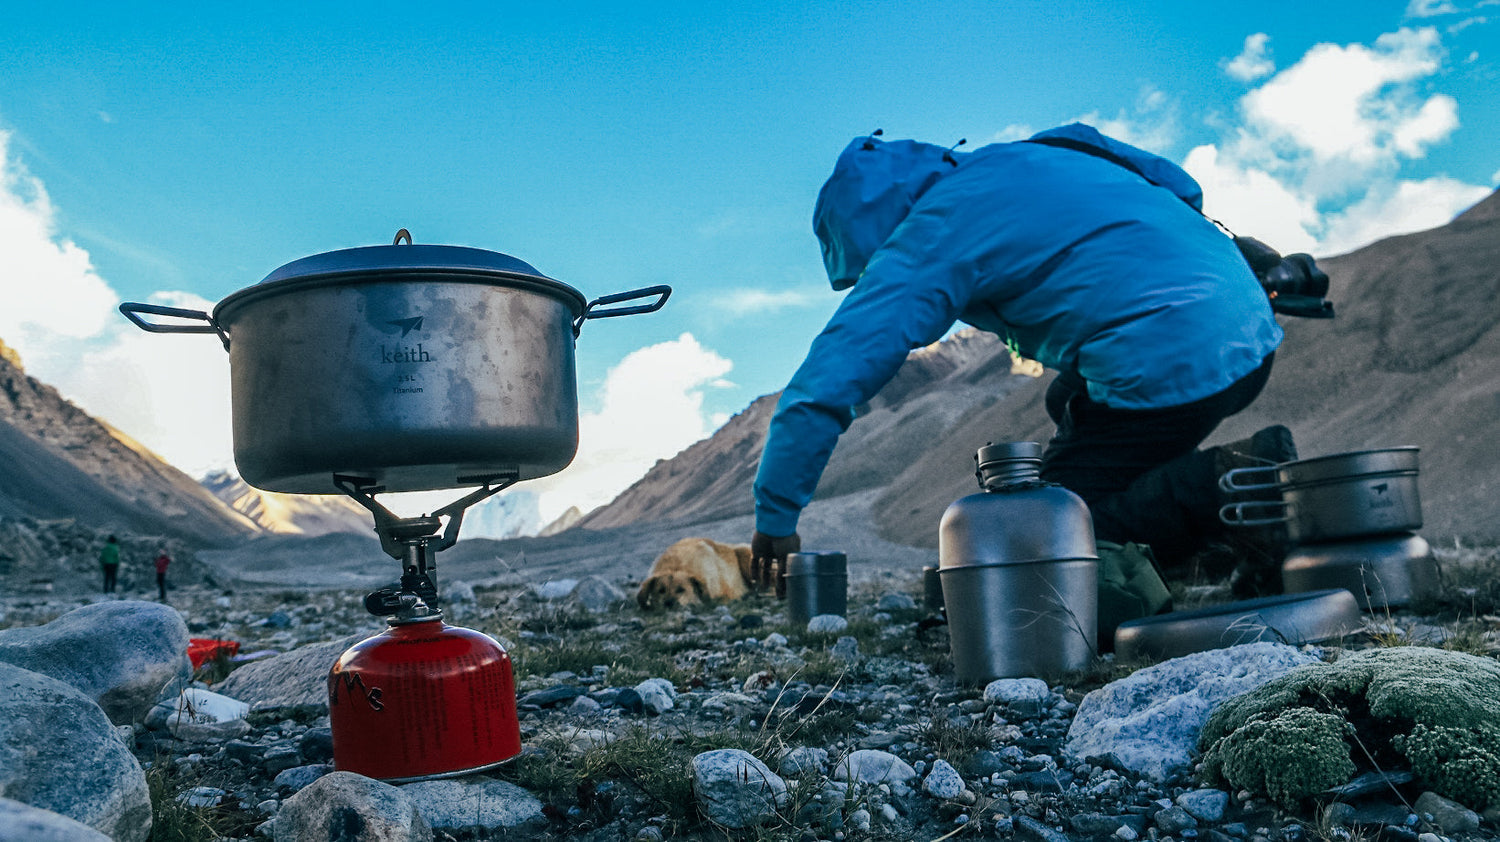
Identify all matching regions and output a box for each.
[118,302,231,351]
[1219,499,1292,527]
[1217,465,1284,494]
[572,285,672,337]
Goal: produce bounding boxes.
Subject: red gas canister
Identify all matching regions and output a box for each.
[328,600,521,782]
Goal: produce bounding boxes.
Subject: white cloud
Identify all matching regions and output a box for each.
[714,288,815,315]
[1183,144,1320,253]
[1407,0,1459,16]
[1225,33,1276,82]
[983,124,1035,145]
[1318,176,1493,255]
[0,129,236,477]
[523,332,733,523]
[1179,25,1490,255]
[1241,28,1450,171]
[1071,85,1179,153]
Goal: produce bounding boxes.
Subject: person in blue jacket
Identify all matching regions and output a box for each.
[750,124,1295,586]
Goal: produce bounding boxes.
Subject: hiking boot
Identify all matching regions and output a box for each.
[1214,424,1298,476]
[1214,424,1299,593]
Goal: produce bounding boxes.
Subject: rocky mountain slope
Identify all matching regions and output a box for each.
[581,189,1500,549]
[200,471,373,537]
[0,340,257,547]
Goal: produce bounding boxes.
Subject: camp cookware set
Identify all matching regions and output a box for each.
[121,231,672,783]
[1220,446,1437,610]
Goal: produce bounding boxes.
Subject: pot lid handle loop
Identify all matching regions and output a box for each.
[393,228,413,245]
[572,284,673,337]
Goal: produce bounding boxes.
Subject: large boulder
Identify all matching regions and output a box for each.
[0,663,151,842]
[273,771,431,842]
[0,797,112,842]
[1064,642,1320,782]
[0,600,191,723]
[217,631,373,711]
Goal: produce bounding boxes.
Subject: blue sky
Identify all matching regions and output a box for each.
[2,1,1497,521]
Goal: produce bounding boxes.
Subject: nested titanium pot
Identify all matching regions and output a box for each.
[1218,447,1422,543]
[1281,532,1440,611]
[938,442,1097,684]
[120,231,670,494]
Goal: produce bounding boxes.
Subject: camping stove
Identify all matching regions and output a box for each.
[325,473,523,782]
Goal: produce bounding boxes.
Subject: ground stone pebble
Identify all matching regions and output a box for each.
[1176,788,1230,822]
[806,614,849,633]
[922,759,965,800]
[1413,791,1480,835]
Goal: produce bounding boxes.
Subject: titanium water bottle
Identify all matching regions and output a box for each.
[938,441,1098,683]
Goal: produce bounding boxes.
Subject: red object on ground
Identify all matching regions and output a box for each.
[328,618,522,782]
[187,638,241,669]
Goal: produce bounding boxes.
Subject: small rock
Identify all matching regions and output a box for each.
[1015,814,1071,842]
[262,745,302,775]
[1176,789,1230,823]
[535,579,579,600]
[272,764,332,794]
[923,760,965,800]
[1155,805,1199,834]
[691,749,788,829]
[877,593,917,611]
[983,677,1052,716]
[177,787,225,808]
[571,576,626,612]
[569,695,602,715]
[1414,792,1480,835]
[518,685,588,709]
[832,750,917,785]
[830,636,860,663]
[807,615,848,634]
[298,727,334,764]
[777,747,828,777]
[634,679,675,715]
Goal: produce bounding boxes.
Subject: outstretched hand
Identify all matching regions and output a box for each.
[750,530,801,596]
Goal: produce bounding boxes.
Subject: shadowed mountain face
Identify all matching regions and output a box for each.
[0,340,257,547]
[582,190,1500,548]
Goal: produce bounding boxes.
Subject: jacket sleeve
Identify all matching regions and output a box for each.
[1029,123,1204,211]
[753,209,972,536]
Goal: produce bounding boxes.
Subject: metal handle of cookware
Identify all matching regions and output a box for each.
[1218,499,1292,527]
[1218,465,1283,494]
[572,285,673,337]
[118,302,231,351]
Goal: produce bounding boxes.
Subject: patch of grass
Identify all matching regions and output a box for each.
[145,760,257,842]
[918,714,995,772]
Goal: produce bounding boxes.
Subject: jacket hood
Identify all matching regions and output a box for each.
[812,135,961,290]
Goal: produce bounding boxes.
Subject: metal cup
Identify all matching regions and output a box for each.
[785,551,847,624]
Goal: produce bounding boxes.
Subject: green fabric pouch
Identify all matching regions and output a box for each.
[1096,540,1173,651]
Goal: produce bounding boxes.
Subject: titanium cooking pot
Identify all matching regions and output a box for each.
[120,231,671,494]
[1218,447,1422,543]
[1281,533,1440,611]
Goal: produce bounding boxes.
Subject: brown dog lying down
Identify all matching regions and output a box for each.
[637,538,755,610]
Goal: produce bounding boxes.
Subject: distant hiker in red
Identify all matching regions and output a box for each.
[155,549,171,601]
[100,535,121,594]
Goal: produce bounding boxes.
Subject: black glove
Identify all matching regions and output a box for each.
[750,531,801,597]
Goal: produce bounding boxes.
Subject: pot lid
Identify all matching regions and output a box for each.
[786,551,847,576]
[259,229,555,285]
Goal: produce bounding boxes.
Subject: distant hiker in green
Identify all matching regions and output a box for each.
[100,535,121,594]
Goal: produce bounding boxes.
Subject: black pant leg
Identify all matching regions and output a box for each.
[1038,355,1274,568]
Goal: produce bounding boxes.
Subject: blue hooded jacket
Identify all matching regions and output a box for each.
[752,124,1282,537]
